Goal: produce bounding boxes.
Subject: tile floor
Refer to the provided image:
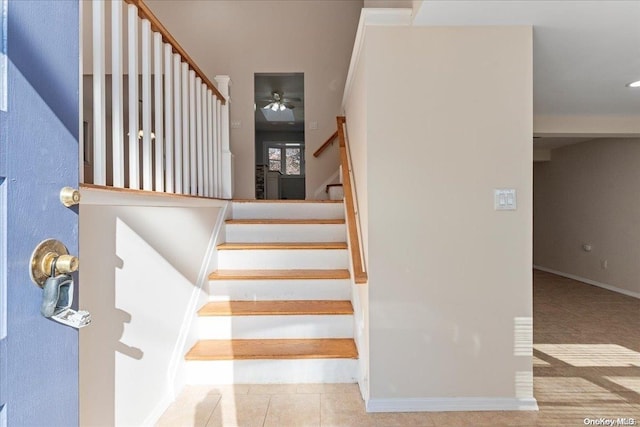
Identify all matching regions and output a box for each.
[157,270,640,426]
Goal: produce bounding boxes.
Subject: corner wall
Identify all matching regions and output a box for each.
[534,138,640,297]
[357,25,534,409]
[79,189,227,426]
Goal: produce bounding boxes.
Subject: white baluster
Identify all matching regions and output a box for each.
[153,32,164,192]
[164,44,174,194]
[92,0,106,185]
[173,54,182,194]
[207,90,215,198]
[111,0,124,187]
[196,77,204,196]
[127,4,139,189]
[181,63,190,194]
[202,85,209,197]
[215,98,222,198]
[141,19,152,191]
[189,70,197,195]
[214,76,232,199]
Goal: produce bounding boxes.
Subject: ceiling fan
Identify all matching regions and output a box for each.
[261,91,300,112]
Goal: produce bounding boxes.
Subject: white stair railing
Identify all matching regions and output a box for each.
[86,0,233,199]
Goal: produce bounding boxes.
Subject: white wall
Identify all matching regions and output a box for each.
[346,25,534,409]
[534,138,640,297]
[143,0,362,199]
[79,189,227,426]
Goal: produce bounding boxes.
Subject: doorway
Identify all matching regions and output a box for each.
[254,73,305,199]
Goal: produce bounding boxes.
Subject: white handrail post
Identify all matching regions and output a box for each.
[214,75,233,199]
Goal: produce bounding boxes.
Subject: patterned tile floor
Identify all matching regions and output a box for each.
[157,270,640,426]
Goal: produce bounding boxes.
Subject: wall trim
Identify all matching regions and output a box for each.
[341,8,412,110]
[366,397,539,413]
[533,265,640,299]
[145,201,229,426]
[167,201,230,378]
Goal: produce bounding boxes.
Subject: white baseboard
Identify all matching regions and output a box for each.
[533,265,640,299]
[365,397,538,413]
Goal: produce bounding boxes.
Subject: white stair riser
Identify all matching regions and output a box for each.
[186,359,358,384]
[225,224,346,243]
[198,315,354,339]
[208,279,351,301]
[217,249,349,269]
[232,202,344,220]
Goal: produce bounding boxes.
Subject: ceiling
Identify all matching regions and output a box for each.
[254,73,305,132]
[413,1,640,118]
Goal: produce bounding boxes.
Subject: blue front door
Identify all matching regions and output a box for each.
[0,1,80,425]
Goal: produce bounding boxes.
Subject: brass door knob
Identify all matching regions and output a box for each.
[29,239,80,288]
[60,187,80,207]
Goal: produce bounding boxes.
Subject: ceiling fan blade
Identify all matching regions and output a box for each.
[282,97,302,102]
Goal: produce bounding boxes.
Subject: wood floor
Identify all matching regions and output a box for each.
[159,270,640,426]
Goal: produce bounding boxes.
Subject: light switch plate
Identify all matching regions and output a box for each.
[230,120,241,129]
[494,189,517,210]
[309,121,318,130]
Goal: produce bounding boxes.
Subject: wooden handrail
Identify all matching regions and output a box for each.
[313,130,339,158]
[337,116,367,284]
[124,0,226,104]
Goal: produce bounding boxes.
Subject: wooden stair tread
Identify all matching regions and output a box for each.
[198,300,354,316]
[209,269,350,280]
[226,219,345,225]
[186,339,358,360]
[217,242,347,250]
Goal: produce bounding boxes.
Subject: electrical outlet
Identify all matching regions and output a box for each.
[601,259,608,270]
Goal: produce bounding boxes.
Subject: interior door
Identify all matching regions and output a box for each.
[0,1,80,425]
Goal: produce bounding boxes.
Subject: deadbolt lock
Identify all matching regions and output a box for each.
[29,239,79,288]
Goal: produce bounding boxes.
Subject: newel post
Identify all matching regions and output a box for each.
[214,75,233,199]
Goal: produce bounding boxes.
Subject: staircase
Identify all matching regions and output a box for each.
[185,200,358,384]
